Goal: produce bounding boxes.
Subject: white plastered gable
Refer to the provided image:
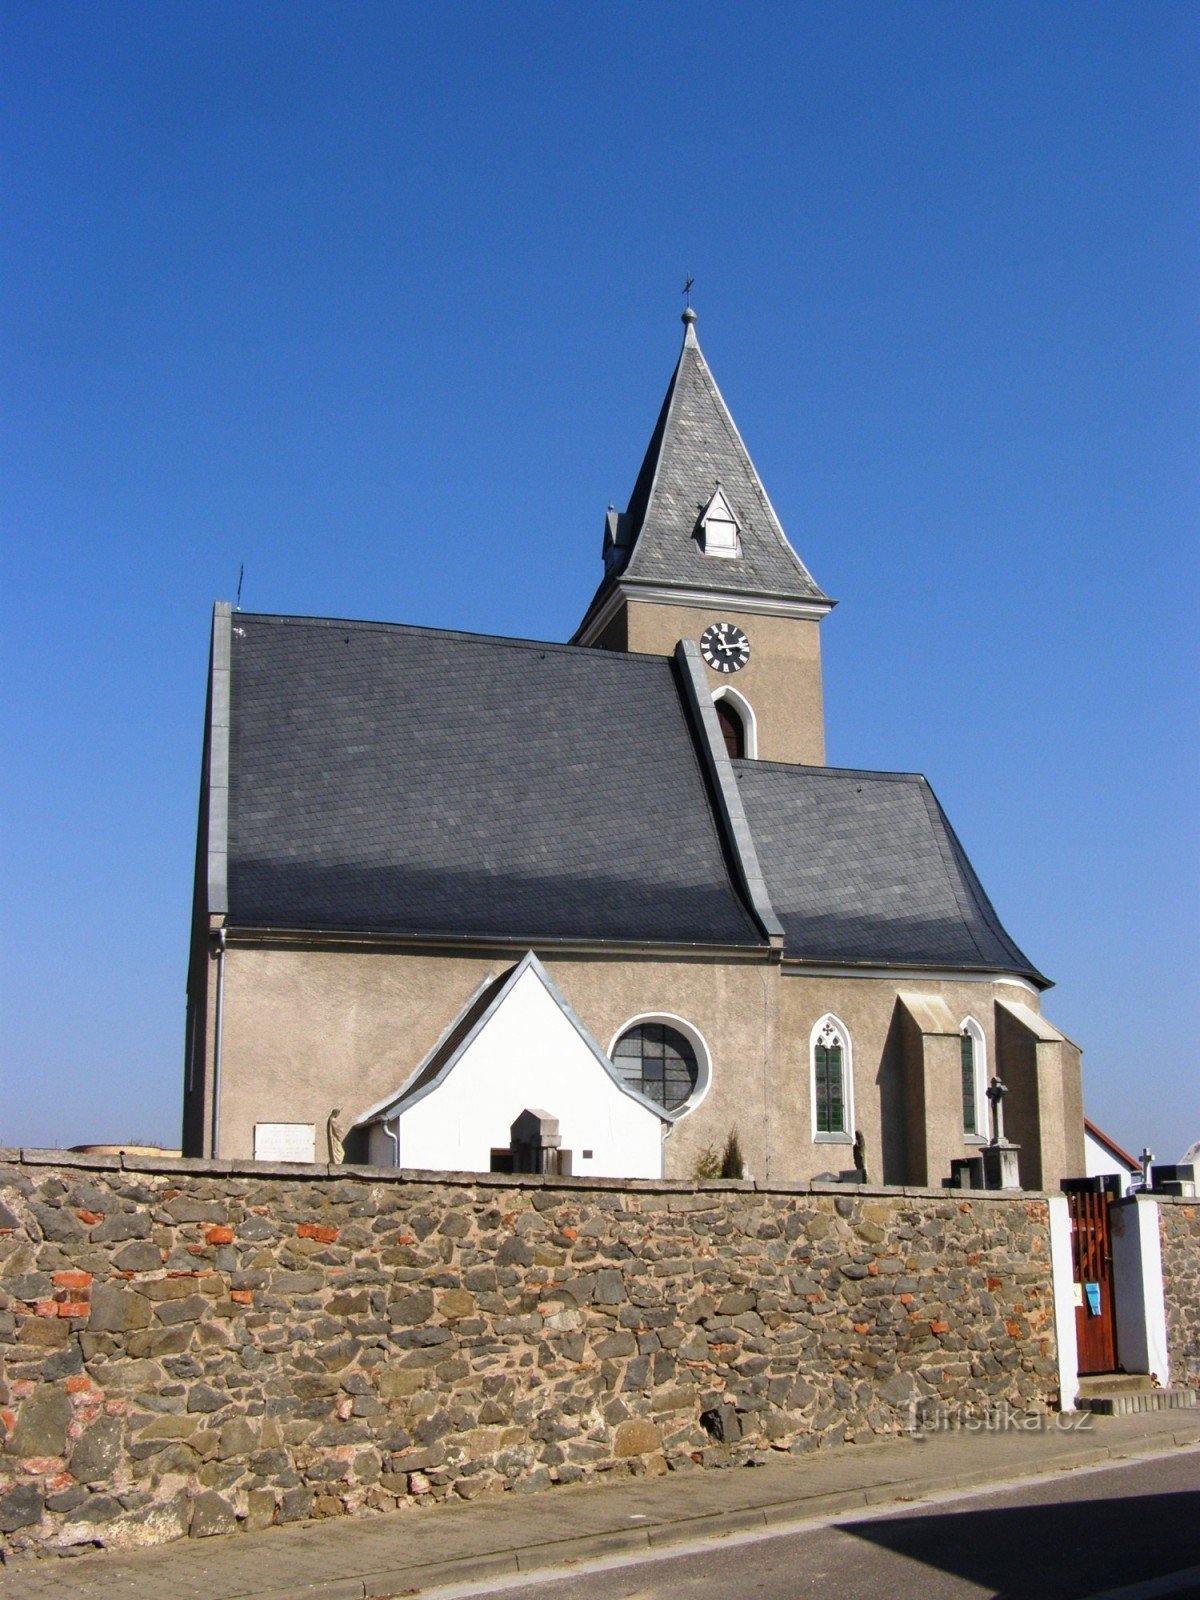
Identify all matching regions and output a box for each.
[698,483,740,558]
[357,953,666,1179]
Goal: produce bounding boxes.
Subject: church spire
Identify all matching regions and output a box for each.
[579,309,830,630]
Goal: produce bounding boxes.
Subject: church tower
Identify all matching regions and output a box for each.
[573,310,833,765]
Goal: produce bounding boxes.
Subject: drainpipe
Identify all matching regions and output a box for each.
[382,1118,400,1168]
[210,929,227,1158]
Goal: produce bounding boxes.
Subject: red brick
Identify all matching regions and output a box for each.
[1006,1319,1022,1337]
[929,1320,949,1335]
[52,1270,92,1290]
[297,1223,339,1243]
[57,1300,89,1318]
[205,1225,234,1245]
[65,1375,91,1394]
[75,1209,102,1225]
[230,1289,253,1305]
[34,1299,57,1318]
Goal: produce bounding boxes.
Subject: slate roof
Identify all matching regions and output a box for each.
[581,319,830,626]
[224,613,763,948]
[732,761,1045,982]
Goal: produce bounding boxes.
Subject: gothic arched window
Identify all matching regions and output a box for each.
[810,1014,854,1140]
[715,699,745,759]
[712,687,757,760]
[960,1017,986,1137]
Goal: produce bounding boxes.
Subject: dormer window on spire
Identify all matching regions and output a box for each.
[698,484,739,559]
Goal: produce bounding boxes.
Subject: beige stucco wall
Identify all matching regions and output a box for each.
[204,943,776,1174]
[617,600,827,765]
[772,972,1051,1186]
[195,942,1079,1192]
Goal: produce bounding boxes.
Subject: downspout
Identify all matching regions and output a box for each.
[382,1118,400,1168]
[210,929,227,1157]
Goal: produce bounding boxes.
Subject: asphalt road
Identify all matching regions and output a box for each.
[419,1451,1200,1600]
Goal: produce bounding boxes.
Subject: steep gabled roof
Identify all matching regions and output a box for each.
[223,611,763,949]
[581,315,830,626]
[733,760,1046,983]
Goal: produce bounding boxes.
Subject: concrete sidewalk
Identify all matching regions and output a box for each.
[2,1411,1198,1600]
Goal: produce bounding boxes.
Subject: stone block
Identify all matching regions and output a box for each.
[69,1415,125,1483]
[612,1419,662,1457]
[0,1482,44,1533]
[6,1384,72,1458]
[88,1284,151,1333]
[189,1489,236,1537]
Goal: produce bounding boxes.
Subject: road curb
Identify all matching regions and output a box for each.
[342,1427,1200,1599]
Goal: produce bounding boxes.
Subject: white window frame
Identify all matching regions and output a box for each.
[809,1013,854,1144]
[606,1012,712,1120]
[960,1016,988,1143]
[711,685,758,759]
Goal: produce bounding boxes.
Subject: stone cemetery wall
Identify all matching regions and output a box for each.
[0,1152,1059,1558]
[1160,1198,1200,1388]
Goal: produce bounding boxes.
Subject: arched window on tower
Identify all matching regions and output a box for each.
[714,698,745,759]
[712,686,757,759]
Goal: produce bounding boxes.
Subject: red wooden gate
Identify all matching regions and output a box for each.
[1067,1188,1118,1375]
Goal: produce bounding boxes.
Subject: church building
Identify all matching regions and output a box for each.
[183,309,1084,1190]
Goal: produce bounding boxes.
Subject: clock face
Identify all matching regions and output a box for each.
[700,621,750,674]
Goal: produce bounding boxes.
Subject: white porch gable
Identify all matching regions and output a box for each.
[358,953,665,1179]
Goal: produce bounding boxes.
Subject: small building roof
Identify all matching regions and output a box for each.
[1084,1118,1141,1174]
[732,760,1045,982]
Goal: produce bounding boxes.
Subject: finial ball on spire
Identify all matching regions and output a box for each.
[681,306,697,326]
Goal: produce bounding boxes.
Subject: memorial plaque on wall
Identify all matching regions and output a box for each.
[253,1122,316,1163]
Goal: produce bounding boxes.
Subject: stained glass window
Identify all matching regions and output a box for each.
[815,1041,844,1134]
[961,1031,978,1134]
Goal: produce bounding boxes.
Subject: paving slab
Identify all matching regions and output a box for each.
[1,1410,1197,1600]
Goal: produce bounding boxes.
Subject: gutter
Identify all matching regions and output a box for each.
[211,926,771,962]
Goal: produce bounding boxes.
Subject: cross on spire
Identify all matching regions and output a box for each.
[682,274,694,309]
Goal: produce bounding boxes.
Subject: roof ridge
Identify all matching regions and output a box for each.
[231,610,674,666]
[733,759,927,782]
[629,330,692,547]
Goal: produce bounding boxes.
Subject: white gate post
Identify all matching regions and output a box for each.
[1048,1194,1080,1410]
[1111,1195,1169,1385]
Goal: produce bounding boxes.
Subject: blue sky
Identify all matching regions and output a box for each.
[2,2,1196,1162]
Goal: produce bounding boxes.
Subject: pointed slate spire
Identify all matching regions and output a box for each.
[603,309,830,606]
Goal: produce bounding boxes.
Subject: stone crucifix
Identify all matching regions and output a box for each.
[986,1075,1008,1146]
